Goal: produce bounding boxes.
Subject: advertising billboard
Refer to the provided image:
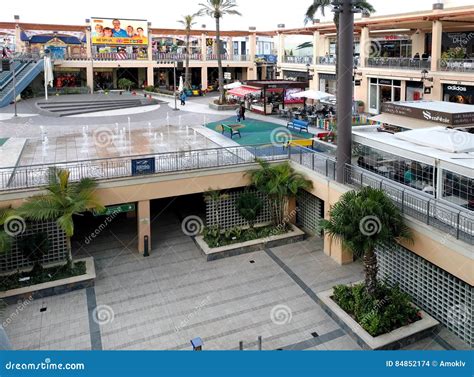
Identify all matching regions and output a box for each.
[91,18,148,45]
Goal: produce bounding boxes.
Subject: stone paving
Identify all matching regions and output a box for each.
[2,210,468,351]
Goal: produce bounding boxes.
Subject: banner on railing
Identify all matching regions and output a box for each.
[91,17,148,45]
[131,158,155,176]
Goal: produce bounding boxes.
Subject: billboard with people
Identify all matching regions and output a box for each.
[91,18,148,45]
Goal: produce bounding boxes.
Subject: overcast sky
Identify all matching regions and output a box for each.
[2,0,471,30]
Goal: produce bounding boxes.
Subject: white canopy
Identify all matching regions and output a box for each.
[178,76,184,92]
[43,55,54,100]
[224,81,242,90]
[291,90,335,101]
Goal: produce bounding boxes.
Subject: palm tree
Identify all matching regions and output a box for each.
[304,0,375,81]
[199,0,241,104]
[178,13,200,90]
[248,160,313,226]
[17,169,104,251]
[320,187,412,295]
[0,207,13,253]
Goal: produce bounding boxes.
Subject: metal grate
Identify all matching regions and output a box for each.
[377,243,473,347]
[296,190,323,236]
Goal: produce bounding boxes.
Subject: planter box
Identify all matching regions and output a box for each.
[317,288,439,350]
[208,102,239,111]
[0,258,96,305]
[195,225,305,261]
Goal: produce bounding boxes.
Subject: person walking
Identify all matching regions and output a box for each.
[240,104,246,121]
[180,91,187,106]
[236,106,241,122]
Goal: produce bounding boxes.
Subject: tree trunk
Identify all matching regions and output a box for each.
[364,247,378,295]
[215,16,225,105]
[185,31,191,89]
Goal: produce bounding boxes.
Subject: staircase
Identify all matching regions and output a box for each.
[0,59,44,108]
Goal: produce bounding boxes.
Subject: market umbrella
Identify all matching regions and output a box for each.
[43,55,54,100]
[178,75,184,92]
[291,90,335,101]
[224,81,242,90]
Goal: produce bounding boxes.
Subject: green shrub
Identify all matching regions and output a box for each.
[235,191,263,229]
[332,282,420,337]
[144,85,155,92]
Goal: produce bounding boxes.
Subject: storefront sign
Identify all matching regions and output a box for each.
[382,102,474,126]
[91,17,148,45]
[443,84,473,95]
[132,157,156,175]
[93,203,136,217]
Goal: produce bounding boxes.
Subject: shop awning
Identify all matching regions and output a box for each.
[369,113,445,130]
[227,86,260,97]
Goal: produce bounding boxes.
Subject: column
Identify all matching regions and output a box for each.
[147,29,153,61]
[14,25,23,53]
[247,67,257,80]
[277,32,285,63]
[312,31,319,63]
[431,20,442,72]
[201,33,207,61]
[411,31,425,58]
[147,66,154,87]
[86,64,93,93]
[137,200,151,255]
[311,72,319,90]
[85,23,92,59]
[249,33,257,59]
[359,26,369,68]
[201,66,208,91]
[228,37,234,59]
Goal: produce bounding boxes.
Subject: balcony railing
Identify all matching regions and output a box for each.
[366,57,430,70]
[1,143,471,244]
[438,59,474,72]
[205,54,250,61]
[153,53,203,62]
[282,56,313,65]
[315,56,336,65]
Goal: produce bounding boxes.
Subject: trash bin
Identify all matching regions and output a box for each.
[190,337,203,351]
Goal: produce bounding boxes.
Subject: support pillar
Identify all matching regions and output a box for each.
[147,27,153,61]
[335,0,354,184]
[411,31,425,58]
[14,24,23,53]
[359,26,369,68]
[201,33,207,61]
[147,66,154,87]
[201,66,208,91]
[137,200,151,255]
[86,64,93,92]
[312,31,319,64]
[431,20,442,72]
[277,32,285,63]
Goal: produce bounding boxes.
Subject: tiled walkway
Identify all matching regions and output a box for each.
[2,212,468,350]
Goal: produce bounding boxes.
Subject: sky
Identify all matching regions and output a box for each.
[1,0,472,31]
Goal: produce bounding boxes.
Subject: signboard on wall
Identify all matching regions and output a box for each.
[132,158,156,176]
[91,17,148,45]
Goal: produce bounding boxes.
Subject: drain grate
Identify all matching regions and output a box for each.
[249,260,255,264]
[40,307,47,313]
[311,332,319,338]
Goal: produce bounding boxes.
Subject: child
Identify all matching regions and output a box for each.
[180,92,186,106]
[236,106,241,122]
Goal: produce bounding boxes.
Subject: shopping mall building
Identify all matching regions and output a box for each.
[0,3,473,348]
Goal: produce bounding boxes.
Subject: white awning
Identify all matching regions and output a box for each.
[369,113,441,130]
[290,90,335,101]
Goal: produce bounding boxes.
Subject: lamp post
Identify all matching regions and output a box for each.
[173,59,178,111]
[12,55,17,117]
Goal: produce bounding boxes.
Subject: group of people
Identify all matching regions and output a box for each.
[55,73,79,88]
[413,52,431,61]
[93,19,146,39]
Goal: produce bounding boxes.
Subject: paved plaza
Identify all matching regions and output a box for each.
[1,209,468,351]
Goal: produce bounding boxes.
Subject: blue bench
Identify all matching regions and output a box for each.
[287,119,309,133]
[221,124,241,139]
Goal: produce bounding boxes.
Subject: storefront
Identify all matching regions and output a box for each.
[443,84,474,105]
[319,73,337,95]
[368,78,402,114]
[370,35,412,58]
[406,81,424,101]
[282,70,309,83]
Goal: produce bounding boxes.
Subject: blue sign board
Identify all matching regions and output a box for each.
[131,158,155,176]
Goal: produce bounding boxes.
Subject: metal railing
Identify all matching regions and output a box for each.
[315,56,336,65]
[366,57,430,70]
[438,59,474,72]
[282,56,313,65]
[0,144,287,192]
[153,53,203,62]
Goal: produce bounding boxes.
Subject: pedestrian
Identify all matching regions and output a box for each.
[236,106,241,122]
[240,104,246,121]
[180,91,186,106]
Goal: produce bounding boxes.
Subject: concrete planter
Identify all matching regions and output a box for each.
[0,258,95,305]
[208,102,239,111]
[317,288,439,350]
[195,225,305,261]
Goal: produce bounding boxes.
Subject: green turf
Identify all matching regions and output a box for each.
[0,138,8,147]
[206,117,313,146]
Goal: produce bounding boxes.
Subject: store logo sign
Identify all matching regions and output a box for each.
[422,111,450,124]
[447,85,466,92]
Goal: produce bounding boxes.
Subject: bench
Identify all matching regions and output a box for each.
[221,124,241,139]
[287,119,309,133]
